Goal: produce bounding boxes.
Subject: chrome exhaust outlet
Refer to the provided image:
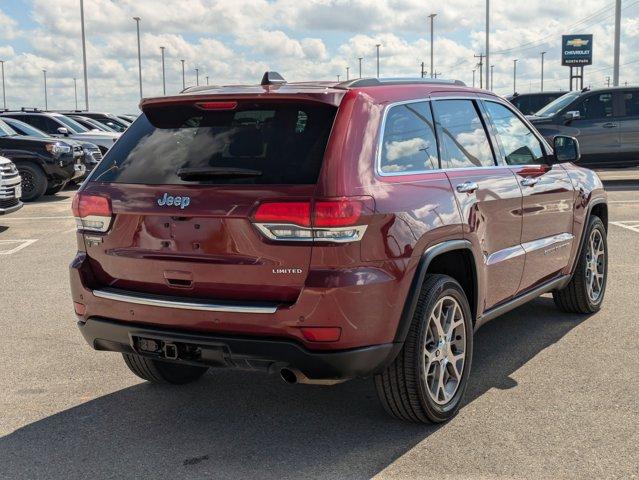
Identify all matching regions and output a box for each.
[280,368,298,384]
[279,367,346,385]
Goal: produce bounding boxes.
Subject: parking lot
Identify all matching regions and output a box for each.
[0,180,638,480]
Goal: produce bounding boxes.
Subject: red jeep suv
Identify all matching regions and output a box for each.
[70,73,608,423]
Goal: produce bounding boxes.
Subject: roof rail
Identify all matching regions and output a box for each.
[335,77,466,89]
[20,107,42,112]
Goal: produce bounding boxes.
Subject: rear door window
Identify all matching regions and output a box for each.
[433,99,495,169]
[577,93,614,119]
[379,101,439,174]
[90,102,337,185]
[620,90,639,116]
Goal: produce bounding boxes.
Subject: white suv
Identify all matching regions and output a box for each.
[0,156,22,215]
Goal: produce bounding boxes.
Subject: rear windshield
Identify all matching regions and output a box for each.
[90,102,337,185]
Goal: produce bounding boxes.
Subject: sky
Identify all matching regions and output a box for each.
[0,0,638,113]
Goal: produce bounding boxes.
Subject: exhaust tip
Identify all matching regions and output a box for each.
[280,368,298,384]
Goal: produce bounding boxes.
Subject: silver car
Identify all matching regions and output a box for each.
[0,156,23,215]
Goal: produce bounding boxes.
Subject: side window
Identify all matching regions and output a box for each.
[577,93,613,119]
[434,99,495,169]
[621,91,639,116]
[484,101,544,166]
[379,101,439,174]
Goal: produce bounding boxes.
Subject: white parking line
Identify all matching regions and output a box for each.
[611,221,639,233]
[0,216,74,220]
[0,239,38,255]
[608,200,639,204]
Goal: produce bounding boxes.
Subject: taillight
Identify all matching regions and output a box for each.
[72,193,112,232]
[252,197,371,243]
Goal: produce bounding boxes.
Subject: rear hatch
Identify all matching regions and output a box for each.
[78,97,339,303]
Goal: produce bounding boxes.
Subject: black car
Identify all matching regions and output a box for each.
[0,119,84,201]
[506,91,565,115]
[60,111,130,132]
[528,87,639,168]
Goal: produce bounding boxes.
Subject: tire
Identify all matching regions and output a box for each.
[17,163,47,202]
[375,274,474,423]
[122,353,208,385]
[553,215,608,314]
[45,181,67,196]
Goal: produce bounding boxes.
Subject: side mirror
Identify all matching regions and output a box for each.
[551,135,580,164]
[563,110,581,123]
[57,127,69,136]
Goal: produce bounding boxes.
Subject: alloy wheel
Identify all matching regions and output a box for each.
[585,228,605,303]
[20,170,35,195]
[423,296,467,405]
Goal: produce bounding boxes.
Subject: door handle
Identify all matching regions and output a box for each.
[520,177,540,187]
[456,181,479,193]
[602,122,618,128]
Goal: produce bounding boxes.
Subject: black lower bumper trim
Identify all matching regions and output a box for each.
[78,318,401,381]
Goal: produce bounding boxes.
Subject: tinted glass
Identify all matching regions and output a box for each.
[0,120,17,137]
[485,101,544,165]
[55,115,88,133]
[380,101,439,173]
[621,91,639,116]
[3,118,48,137]
[577,93,613,119]
[434,99,494,168]
[91,102,337,185]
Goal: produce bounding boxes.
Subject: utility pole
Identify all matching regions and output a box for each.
[160,46,166,95]
[613,0,621,86]
[180,59,185,90]
[0,60,5,110]
[428,13,437,78]
[472,69,476,88]
[206,75,209,85]
[474,53,484,88]
[606,76,611,87]
[43,69,48,110]
[346,66,350,80]
[195,68,199,86]
[485,0,490,93]
[540,51,546,92]
[337,74,340,82]
[421,62,425,78]
[490,65,494,90]
[73,77,78,110]
[133,16,142,99]
[80,0,89,110]
[513,59,518,94]
[358,57,363,78]
[375,44,381,78]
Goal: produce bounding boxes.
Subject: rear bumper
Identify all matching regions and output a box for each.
[78,317,400,381]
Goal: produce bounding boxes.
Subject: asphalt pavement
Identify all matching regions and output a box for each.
[0,184,637,480]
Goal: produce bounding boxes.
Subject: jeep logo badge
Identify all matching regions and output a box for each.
[157,193,191,209]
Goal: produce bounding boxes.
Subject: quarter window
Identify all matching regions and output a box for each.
[484,101,544,166]
[379,101,439,174]
[434,99,495,169]
[621,91,639,116]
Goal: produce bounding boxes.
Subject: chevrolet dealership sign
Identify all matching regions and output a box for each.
[562,34,593,66]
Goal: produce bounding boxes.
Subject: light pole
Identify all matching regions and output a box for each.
[180,59,185,90]
[80,0,89,110]
[42,69,48,110]
[346,66,350,81]
[485,1,490,93]
[74,77,78,110]
[337,74,340,82]
[133,16,142,99]
[540,51,546,92]
[160,46,166,95]
[513,59,518,94]
[375,44,381,78]
[472,69,476,88]
[613,0,621,86]
[195,68,199,86]
[0,60,5,110]
[428,13,437,79]
[358,57,363,78]
[206,75,209,85]
[490,64,494,90]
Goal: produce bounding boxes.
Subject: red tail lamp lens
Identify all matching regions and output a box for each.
[313,199,364,227]
[72,193,112,218]
[254,202,311,227]
[300,327,342,342]
[195,101,238,110]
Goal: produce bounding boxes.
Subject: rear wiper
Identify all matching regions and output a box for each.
[176,166,263,180]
